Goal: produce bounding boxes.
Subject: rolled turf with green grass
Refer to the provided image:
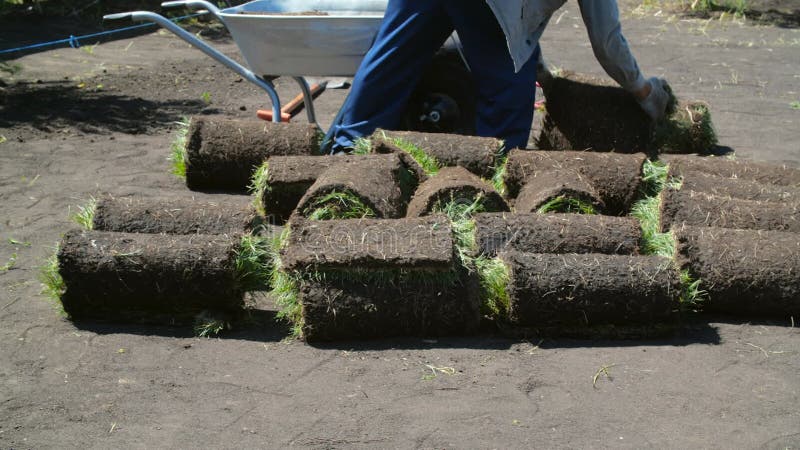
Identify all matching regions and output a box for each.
[295,153,409,219]
[405,166,508,217]
[535,70,717,154]
[182,116,323,192]
[474,213,641,256]
[372,129,505,178]
[501,252,681,327]
[661,188,800,233]
[662,154,800,187]
[52,230,272,323]
[513,168,603,214]
[676,170,800,203]
[675,225,800,316]
[504,149,645,215]
[91,193,267,235]
[281,215,454,271]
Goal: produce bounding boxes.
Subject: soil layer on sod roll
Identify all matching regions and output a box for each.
[406,166,509,217]
[375,129,503,178]
[662,154,800,187]
[513,168,605,213]
[296,153,408,219]
[504,150,645,215]
[258,155,344,222]
[675,225,800,316]
[502,252,680,327]
[661,189,800,232]
[299,270,481,341]
[58,230,242,321]
[184,116,322,192]
[282,216,454,271]
[678,170,800,203]
[475,213,641,256]
[535,71,651,153]
[92,194,260,234]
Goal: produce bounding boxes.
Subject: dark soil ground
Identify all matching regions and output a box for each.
[2,2,800,447]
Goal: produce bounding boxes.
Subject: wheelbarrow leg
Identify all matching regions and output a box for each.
[291,76,319,127]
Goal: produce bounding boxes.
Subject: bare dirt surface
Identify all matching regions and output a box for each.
[2,4,800,448]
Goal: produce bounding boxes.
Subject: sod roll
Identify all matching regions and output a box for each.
[92,194,260,235]
[513,168,604,214]
[296,153,408,219]
[406,166,509,217]
[502,252,680,327]
[505,150,645,215]
[257,155,344,222]
[475,213,641,256]
[282,216,454,271]
[661,189,800,233]
[662,154,800,187]
[300,270,481,341]
[374,129,504,178]
[678,170,800,203]
[536,71,650,153]
[675,225,800,316]
[184,116,323,192]
[536,71,716,154]
[58,230,243,321]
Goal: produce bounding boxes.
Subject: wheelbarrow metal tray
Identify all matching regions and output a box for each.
[221,0,386,76]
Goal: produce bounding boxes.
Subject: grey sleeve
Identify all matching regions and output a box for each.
[578,0,647,93]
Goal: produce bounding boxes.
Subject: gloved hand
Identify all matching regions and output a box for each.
[637,77,671,121]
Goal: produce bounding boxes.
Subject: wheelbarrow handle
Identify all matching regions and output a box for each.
[103,10,282,122]
[161,0,222,21]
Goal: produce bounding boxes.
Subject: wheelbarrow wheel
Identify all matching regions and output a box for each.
[400,48,477,135]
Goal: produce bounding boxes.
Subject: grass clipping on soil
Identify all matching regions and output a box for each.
[267,228,304,338]
[39,244,66,316]
[491,154,509,197]
[630,159,703,308]
[69,197,97,230]
[169,117,190,178]
[431,194,510,319]
[377,131,443,176]
[250,162,271,217]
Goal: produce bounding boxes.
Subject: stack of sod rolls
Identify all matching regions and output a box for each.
[44,193,278,328]
[535,70,717,154]
[501,149,646,215]
[252,154,422,223]
[468,212,681,334]
[660,155,800,232]
[632,156,800,319]
[272,216,481,341]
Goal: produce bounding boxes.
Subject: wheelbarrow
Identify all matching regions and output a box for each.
[105,0,476,150]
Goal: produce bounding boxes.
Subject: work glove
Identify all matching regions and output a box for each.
[637,77,671,122]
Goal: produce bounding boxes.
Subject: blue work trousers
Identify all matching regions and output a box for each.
[329,0,540,152]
